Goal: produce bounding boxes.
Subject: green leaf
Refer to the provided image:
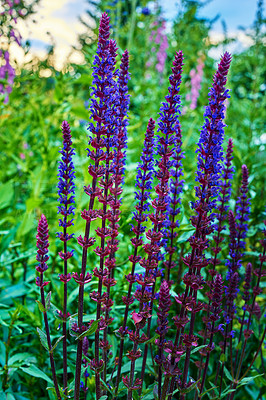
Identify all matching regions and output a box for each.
[76,320,100,340]
[8,352,33,366]
[133,391,140,400]
[180,345,206,360]
[0,180,14,209]
[220,388,236,399]
[36,327,49,351]
[180,379,200,394]
[200,385,218,398]
[144,334,159,345]
[69,318,78,337]
[220,353,227,362]
[20,364,53,384]
[238,374,264,386]
[45,292,51,311]
[51,335,64,353]
[6,394,16,400]
[223,366,233,382]
[36,300,46,313]
[0,316,9,327]
[0,282,28,301]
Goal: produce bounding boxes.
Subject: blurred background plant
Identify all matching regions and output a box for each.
[0,0,265,399]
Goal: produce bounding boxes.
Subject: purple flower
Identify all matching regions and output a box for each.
[0,51,15,103]
[186,55,205,110]
[57,121,75,230]
[35,214,50,287]
[210,138,234,273]
[192,52,232,216]
[224,271,239,323]
[85,13,118,190]
[154,50,184,242]
[141,7,150,15]
[156,280,172,337]
[132,118,156,235]
[209,274,224,322]
[146,20,169,78]
[235,165,251,249]
[242,262,252,302]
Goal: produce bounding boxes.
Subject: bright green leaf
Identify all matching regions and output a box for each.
[36,327,48,351]
[20,364,53,384]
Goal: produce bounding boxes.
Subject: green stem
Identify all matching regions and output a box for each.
[127,0,137,51]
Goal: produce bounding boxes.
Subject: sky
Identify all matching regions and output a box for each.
[13,0,260,69]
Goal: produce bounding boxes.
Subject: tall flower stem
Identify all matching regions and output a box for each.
[36,215,62,400]
[74,13,115,399]
[102,48,130,387]
[57,120,76,393]
[228,229,266,400]
[196,138,234,386]
[165,52,232,400]
[138,50,184,394]
[114,118,155,396]
[163,123,184,282]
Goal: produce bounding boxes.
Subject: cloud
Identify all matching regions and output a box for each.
[14,0,90,69]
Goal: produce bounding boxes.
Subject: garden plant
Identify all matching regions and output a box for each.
[0,2,265,400]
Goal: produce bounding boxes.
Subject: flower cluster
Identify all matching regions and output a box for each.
[35,214,50,287]
[0,51,16,104]
[210,138,235,272]
[185,55,205,110]
[146,20,169,78]
[235,165,251,250]
[57,121,75,234]
[32,13,266,400]
[0,0,26,103]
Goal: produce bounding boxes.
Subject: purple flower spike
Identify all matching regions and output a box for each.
[243,262,252,302]
[225,271,239,323]
[36,215,50,287]
[57,121,76,230]
[154,51,184,256]
[226,210,239,279]
[193,52,232,216]
[235,165,251,248]
[209,274,224,322]
[132,118,156,234]
[156,280,172,336]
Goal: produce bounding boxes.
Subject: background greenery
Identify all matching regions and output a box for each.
[0,0,265,399]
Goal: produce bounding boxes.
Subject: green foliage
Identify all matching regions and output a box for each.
[0,0,265,399]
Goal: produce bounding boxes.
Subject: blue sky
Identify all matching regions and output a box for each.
[162,0,258,31]
[15,0,260,69]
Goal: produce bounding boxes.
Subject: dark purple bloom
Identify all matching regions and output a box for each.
[156,280,172,338]
[242,262,252,303]
[209,274,224,322]
[162,122,185,280]
[132,118,156,235]
[36,214,50,275]
[226,210,240,279]
[224,271,239,323]
[57,121,75,230]
[235,165,251,249]
[210,138,234,271]
[35,214,50,288]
